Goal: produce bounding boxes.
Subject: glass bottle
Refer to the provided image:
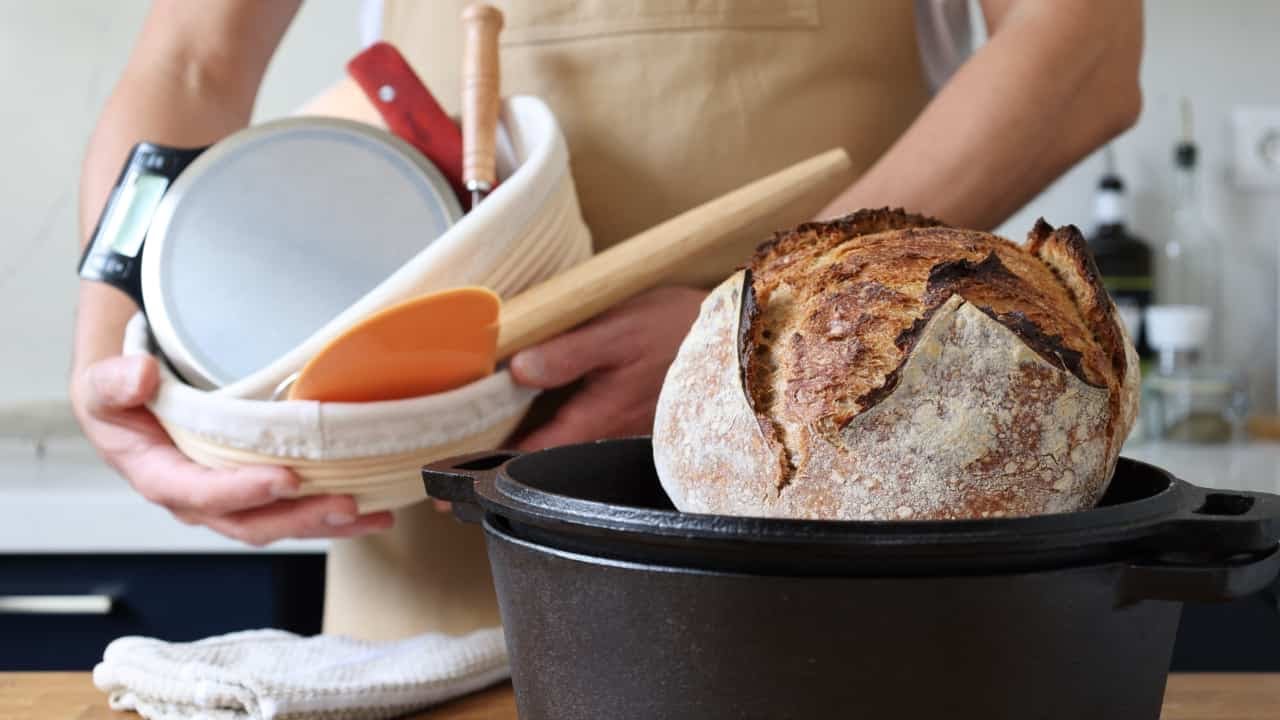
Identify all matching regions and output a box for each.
[1141,100,1244,444]
[1155,101,1223,362]
[1087,146,1153,360]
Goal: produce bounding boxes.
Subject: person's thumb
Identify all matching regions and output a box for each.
[83,355,159,415]
[509,326,611,389]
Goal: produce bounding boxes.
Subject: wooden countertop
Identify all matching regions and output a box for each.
[3,672,1277,719]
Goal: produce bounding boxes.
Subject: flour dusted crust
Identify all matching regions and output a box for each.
[654,275,779,514]
[653,209,1140,520]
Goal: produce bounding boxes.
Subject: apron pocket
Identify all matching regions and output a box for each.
[497,0,820,45]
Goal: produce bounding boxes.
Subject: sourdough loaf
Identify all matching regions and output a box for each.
[653,209,1140,520]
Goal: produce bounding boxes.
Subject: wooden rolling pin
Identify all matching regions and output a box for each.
[461,3,504,209]
[494,147,853,357]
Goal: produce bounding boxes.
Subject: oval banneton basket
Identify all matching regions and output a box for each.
[122,96,592,512]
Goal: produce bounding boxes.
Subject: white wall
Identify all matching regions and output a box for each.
[2,1,1277,421]
[996,0,1280,413]
[0,0,362,412]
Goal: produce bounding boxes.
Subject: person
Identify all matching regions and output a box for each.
[72,0,1143,638]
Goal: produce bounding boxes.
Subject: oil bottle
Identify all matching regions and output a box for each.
[1087,146,1154,361]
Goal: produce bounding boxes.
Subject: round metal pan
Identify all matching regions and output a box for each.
[142,117,462,390]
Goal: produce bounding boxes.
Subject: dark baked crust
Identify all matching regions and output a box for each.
[1025,219,1128,440]
[742,208,1125,442]
[744,209,942,439]
[750,207,946,282]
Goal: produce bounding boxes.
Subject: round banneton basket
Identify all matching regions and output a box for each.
[122,96,592,512]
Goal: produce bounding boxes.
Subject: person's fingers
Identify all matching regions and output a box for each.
[509,286,704,390]
[201,495,394,547]
[509,314,635,389]
[121,443,301,515]
[318,511,396,538]
[290,509,395,540]
[81,355,159,416]
[513,373,651,451]
[512,401,593,450]
[432,499,453,513]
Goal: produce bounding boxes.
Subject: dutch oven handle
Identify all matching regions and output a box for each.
[422,450,521,523]
[1119,487,1280,604]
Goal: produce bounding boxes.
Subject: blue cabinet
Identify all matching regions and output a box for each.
[0,554,324,670]
[1171,584,1280,671]
[3,553,1274,672]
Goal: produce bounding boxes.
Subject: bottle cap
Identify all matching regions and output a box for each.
[1144,304,1210,351]
[1176,99,1198,168]
[1094,173,1126,225]
[1175,141,1197,169]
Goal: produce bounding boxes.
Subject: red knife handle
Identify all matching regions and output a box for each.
[347,42,468,206]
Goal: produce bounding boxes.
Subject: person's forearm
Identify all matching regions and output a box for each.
[74,0,299,377]
[820,0,1142,230]
[75,57,255,377]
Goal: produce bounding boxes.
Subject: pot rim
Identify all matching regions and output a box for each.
[425,437,1280,576]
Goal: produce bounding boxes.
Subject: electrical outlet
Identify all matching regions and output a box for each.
[1231,106,1280,189]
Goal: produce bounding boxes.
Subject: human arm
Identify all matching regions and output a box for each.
[76,0,301,369]
[819,0,1143,228]
[73,0,392,544]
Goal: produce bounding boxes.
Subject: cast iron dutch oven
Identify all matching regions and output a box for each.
[422,438,1280,720]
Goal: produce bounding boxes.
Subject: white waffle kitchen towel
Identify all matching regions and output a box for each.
[92,627,508,720]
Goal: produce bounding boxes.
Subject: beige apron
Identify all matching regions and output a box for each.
[323,0,931,640]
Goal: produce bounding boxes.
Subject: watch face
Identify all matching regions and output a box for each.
[97,170,170,258]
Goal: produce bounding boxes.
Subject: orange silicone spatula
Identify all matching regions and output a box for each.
[287,287,500,402]
[288,147,852,403]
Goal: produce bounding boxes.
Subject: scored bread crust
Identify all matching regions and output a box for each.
[654,208,1139,520]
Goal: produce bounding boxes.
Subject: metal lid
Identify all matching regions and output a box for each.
[142,117,462,389]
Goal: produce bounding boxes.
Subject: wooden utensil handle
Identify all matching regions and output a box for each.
[495,148,853,357]
[461,3,503,194]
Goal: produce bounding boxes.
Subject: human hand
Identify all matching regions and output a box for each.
[507,286,708,450]
[72,354,394,546]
